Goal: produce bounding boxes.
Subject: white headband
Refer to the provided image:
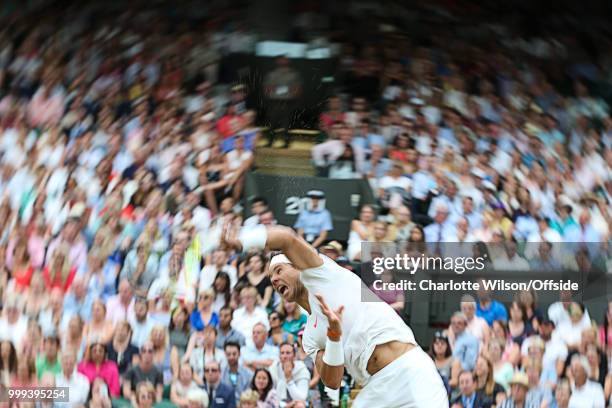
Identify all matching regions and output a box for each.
[269,254,292,267]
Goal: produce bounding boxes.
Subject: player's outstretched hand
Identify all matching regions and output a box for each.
[315,293,344,335]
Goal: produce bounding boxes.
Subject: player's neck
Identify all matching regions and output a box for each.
[295,288,311,314]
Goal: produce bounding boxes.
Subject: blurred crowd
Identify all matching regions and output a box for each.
[0,0,610,408]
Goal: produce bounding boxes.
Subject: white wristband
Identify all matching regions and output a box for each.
[322,338,344,366]
[238,225,268,252]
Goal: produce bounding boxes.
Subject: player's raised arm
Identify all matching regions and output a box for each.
[223,224,323,270]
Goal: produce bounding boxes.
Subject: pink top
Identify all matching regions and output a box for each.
[77,360,120,397]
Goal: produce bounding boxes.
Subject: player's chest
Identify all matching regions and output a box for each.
[305,311,329,345]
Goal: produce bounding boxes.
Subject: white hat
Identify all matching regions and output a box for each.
[269,254,292,268]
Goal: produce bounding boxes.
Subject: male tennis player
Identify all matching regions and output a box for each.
[225,224,448,408]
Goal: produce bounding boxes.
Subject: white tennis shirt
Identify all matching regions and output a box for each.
[300,254,417,386]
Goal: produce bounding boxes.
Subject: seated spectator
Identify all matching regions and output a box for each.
[508,301,534,347]
[62,276,95,324]
[450,370,491,408]
[585,343,605,387]
[216,306,247,350]
[106,279,136,325]
[428,331,453,381]
[475,284,508,326]
[106,320,139,376]
[269,342,309,405]
[277,300,307,338]
[0,296,29,351]
[550,379,571,408]
[491,320,521,367]
[224,135,254,201]
[11,356,37,387]
[212,272,232,314]
[311,123,365,179]
[55,350,90,407]
[242,323,278,372]
[129,296,156,349]
[191,288,220,332]
[523,358,553,408]
[598,301,612,355]
[38,289,68,337]
[377,162,411,211]
[267,312,294,347]
[77,341,120,397]
[448,312,479,371]
[475,356,506,406]
[200,250,237,294]
[238,253,273,309]
[424,203,458,243]
[239,389,260,408]
[562,327,607,383]
[250,368,279,408]
[135,381,157,408]
[23,272,48,318]
[83,300,115,345]
[569,355,605,408]
[120,238,160,297]
[186,388,210,408]
[516,291,544,330]
[486,339,514,392]
[171,363,202,408]
[222,341,253,403]
[346,204,376,261]
[232,287,270,340]
[35,333,61,380]
[203,360,236,408]
[122,341,164,404]
[42,244,77,293]
[149,325,173,385]
[20,320,43,363]
[388,205,416,242]
[498,372,530,408]
[448,295,490,346]
[293,190,333,248]
[89,376,113,408]
[169,306,191,360]
[548,291,591,328]
[0,340,17,386]
[184,325,227,386]
[7,233,34,291]
[556,303,592,350]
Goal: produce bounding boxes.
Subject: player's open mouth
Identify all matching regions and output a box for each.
[278,284,288,296]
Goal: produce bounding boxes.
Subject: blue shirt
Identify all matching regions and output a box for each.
[294,208,333,238]
[514,214,539,241]
[462,393,476,408]
[190,310,219,332]
[453,331,480,371]
[221,132,257,153]
[424,222,457,243]
[62,292,95,323]
[241,343,278,370]
[411,170,437,200]
[476,300,508,326]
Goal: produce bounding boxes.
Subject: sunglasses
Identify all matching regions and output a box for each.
[269,316,280,320]
[204,368,219,373]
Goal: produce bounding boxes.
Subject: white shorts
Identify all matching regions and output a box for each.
[352,346,449,408]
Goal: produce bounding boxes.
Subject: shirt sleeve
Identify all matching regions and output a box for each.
[294,212,306,230]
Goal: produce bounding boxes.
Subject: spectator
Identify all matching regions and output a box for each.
[149,325,173,385]
[83,300,115,345]
[106,320,139,376]
[550,379,571,408]
[486,339,514,392]
[312,123,365,179]
[232,287,270,340]
[11,356,37,387]
[267,312,294,347]
[62,276,95,324]
[35,333,62,380]
[244,197,269,227]
[55,349,90,407]
[217,306,247,350]
[508,302,534,347]
[555,303,592,350]
[520,318,567,389]
[428,331,453,381]
[200,250,238,293]
[122,341,164,404]
[242,323,278,372]
[389,205,416,242]
[129,296,156,349]
[171,363,202,408]
[0,296,28,349]
[120,238,160,296]
[89,376,113,408]
[548,291,591,328]
[523,358,553,408]
[250,368,279,408]
[191,288,220,332]
[135,381,157,408]
[170,306,192,359]
[106,279,136,325]
[475,284,508,326]
[277,300,307,338]
[212,272,232,314]
[186,388,210,408]
[293,190,333,248]
[239,390,260,408]
[424,202,458,243]
[77,341,120,397]
[450,370,491,408]
[568,355,605,408]
[0,340,17,386]
[449,312,479,371]
[347,204,377,261]
[269,342,309,406]
[237,253,273,309]
[498,372,530,408]
[184,325,227,386]
[222,341,253,403]
[203,360,236,408]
